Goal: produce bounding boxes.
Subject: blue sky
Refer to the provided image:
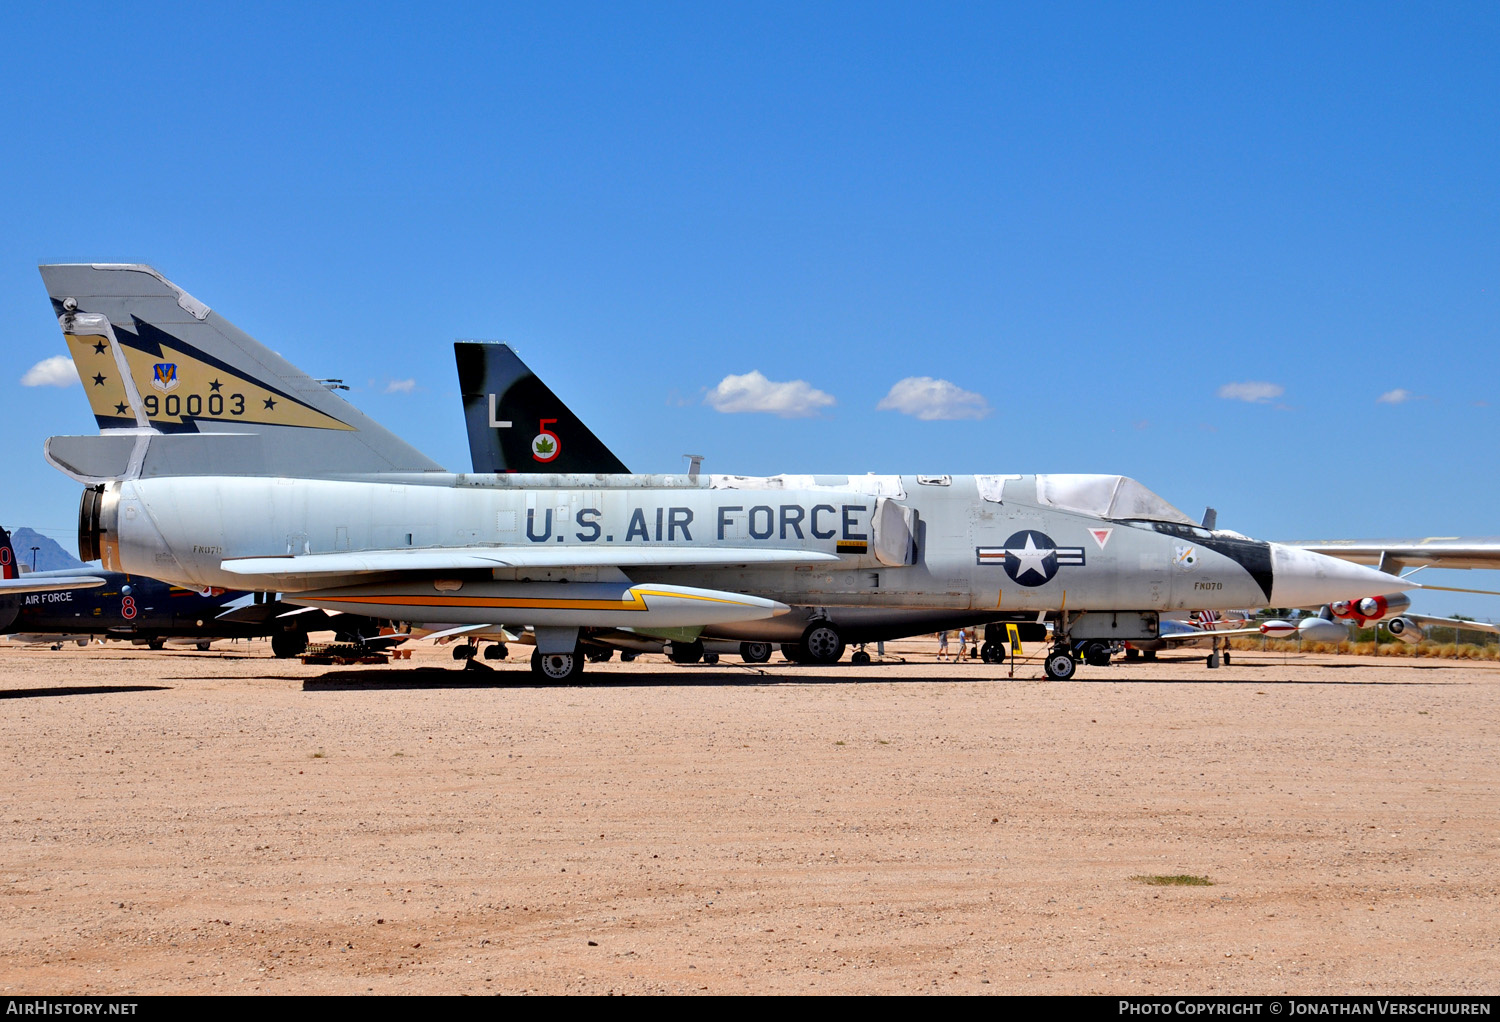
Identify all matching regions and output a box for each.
[2,3,1497,616]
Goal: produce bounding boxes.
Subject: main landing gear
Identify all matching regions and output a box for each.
[739,641,772,664]
[1042,637,1116,678]
[451,642,510,662]
[666,639,705,664]
[271,631,308,658]
[1081,640,1113,668]
[530,649,584,682]
[801,624,845,664]
[450,641,506,672]
[779,623,847,665]
[1206,637,1231,669]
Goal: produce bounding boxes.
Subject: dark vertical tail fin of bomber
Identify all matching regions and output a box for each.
[454,341,629,474]
[0,527,16,579]
[38,264,445,482]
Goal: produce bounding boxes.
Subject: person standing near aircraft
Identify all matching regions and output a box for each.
[937,630,950,661]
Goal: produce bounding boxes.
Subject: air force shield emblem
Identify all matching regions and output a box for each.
[151,363,180,393]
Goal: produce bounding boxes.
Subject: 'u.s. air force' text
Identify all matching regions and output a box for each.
[523,504,869,543]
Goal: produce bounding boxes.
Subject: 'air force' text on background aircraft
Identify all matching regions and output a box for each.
[37,264,1407,681]
[0,525,393,654]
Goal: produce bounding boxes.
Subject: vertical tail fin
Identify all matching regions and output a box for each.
[0,527,17,579]
[39,264,444,480]
[454,341,629,474]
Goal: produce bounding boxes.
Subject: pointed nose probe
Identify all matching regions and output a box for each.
[1267,544,1414,607]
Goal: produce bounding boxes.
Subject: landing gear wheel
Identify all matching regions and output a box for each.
[780,643,805,663]
[1083,640,1112,667]
[620,651,638,663]
[703,652,720,665]
[1124,647,1141,662]
[666,639,704,665]
[452,643,477,661]
[195,640,212,652]
[271,631,307,658]
[979,641,1002,664]
[483,643,509,661]
[1142,649,1157,662]
[531,650,583,681]
[800,624,845,665]
[740,641,772,664]
[1223,650,1232,666]
[1044,648,1078,681]
[850,649,871,665]
[585,647,614,663]
[147,638,165,651]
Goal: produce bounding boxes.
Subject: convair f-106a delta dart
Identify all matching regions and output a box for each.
[38,264,1408,681]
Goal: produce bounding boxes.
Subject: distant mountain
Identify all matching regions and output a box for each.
[8,527,85,572]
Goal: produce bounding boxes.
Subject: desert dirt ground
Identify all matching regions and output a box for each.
[0,636,1495,996]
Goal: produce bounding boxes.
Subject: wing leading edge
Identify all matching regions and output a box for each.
[1289,538,1500,573]
[222,545,841,578]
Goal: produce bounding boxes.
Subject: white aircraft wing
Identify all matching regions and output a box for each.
[1287,538,1500,573]
[222,546,841,578]
[1405,614,1500,635]
[1156,625,1266,645]
[0,574,108,595]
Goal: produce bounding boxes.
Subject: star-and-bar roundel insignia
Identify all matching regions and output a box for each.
[975,530,1086,587]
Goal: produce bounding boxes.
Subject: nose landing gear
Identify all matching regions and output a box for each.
[1043,646,1077,681]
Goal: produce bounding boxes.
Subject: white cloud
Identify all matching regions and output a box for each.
[1376,388,1416,404]
[1217,381,1284,403]
[384,378,417,394]
[20,355,77,388]
[704,371,835,418]
[876,376,991,421]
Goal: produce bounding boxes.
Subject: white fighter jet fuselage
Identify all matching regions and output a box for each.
[43,262,1410,681]
[85,471,1390,625]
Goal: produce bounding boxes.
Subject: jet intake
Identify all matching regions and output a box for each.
[871,498,919,566]
[1330,591,1411,624]
[1385,616,1423,644]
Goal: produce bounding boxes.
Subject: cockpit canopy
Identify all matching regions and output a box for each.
[1035,474,1197,525]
